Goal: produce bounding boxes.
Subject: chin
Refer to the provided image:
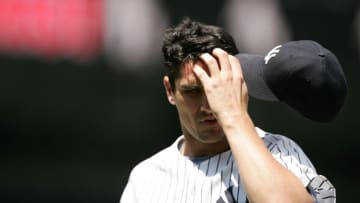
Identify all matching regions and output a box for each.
[199,132,226,144]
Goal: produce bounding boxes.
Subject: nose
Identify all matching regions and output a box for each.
[200,94,212,113]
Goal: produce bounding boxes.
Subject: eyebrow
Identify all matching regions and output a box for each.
[178,84,202,91]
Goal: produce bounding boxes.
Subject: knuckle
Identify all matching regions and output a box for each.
[213,48,227,57]
[229,55,239,64]
[223,72,233,81]
[206,57,218,67]
[232,72,241,80]
[210,82,219,90]
[201,53,218,66]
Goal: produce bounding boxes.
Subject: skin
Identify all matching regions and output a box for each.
[163,58,229,157]
[163,48,313,203]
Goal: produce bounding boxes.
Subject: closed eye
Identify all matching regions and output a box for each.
[180,86,203,95]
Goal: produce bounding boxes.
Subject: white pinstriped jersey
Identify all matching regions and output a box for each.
[120,127,318,203]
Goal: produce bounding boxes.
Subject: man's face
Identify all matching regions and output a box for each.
[164,61,225,144]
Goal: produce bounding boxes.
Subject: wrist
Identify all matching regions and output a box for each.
[218,111,251,131]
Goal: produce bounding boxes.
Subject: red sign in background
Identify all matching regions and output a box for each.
[0,0,103,60]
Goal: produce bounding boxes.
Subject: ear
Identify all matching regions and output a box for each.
[163,75,176,105]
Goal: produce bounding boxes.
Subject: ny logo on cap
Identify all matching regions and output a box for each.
[264,45,282,64]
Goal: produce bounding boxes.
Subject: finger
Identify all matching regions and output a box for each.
[193,65,210,85]
[229,55,243,80]
[212,48,232,73]
[229,55,249,98]
[199,53,220,77]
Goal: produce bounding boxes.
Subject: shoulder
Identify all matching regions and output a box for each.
[256,127,318,185]
[255,127,312,165]
[128,136,181,179]
[256,127,304,152]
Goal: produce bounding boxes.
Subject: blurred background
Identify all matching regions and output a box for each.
[0,0,359,202]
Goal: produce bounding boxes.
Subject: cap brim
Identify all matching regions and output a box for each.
[236,53,279,101]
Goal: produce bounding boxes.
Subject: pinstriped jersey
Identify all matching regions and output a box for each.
[120,127,318,203]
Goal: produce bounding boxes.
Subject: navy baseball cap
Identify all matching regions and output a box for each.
[236,40,348,122]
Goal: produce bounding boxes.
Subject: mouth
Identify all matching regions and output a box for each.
[200,117,218,125]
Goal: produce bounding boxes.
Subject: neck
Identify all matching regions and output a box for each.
[180,135,230,157]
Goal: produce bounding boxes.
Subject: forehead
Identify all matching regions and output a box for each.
[176,60,208,86]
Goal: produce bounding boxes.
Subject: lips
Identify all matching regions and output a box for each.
[200,117,217,123]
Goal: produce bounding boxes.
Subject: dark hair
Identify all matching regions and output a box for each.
[162,17,239,89]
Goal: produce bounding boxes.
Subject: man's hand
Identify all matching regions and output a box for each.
[192,48,249,126]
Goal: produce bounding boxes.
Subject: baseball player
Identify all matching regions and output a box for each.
[120,17,340,203]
